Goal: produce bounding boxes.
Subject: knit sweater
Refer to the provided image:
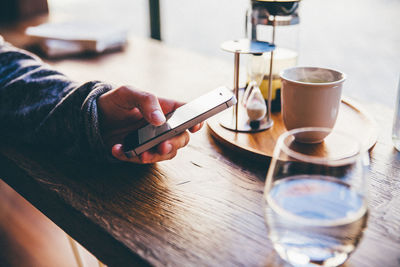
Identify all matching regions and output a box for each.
[0,36,113,162]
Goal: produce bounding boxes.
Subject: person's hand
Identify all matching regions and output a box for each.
[97,86,203,164]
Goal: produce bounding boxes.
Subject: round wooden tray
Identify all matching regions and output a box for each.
[207,97,378,160]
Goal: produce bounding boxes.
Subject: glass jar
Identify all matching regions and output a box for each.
[246,0,300,112]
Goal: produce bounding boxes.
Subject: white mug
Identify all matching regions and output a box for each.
[280,66,346,143]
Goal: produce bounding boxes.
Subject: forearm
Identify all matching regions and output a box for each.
[0,40,113,161]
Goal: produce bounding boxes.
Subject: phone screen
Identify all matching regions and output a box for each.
[123,87,234,155]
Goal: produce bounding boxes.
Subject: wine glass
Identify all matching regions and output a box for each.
[243,54,268,122]
[263,127,369,267]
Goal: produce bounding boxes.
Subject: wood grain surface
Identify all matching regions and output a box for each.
[0,37,399,267]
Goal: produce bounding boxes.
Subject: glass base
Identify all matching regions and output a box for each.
[273,243,349,267]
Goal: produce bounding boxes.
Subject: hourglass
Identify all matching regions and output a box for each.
[243,54,268,126]
[219,39,275,132]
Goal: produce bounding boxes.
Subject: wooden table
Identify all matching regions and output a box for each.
[1,37,400,267]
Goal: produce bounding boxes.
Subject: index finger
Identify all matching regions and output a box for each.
[158,97,184,114]
[116,86,166,126]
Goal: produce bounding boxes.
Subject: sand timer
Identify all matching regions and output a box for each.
[219,39,275,132]
[243,54,268,126]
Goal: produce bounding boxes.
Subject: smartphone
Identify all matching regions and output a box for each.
[123,86,236,158]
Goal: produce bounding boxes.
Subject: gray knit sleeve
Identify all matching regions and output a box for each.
[82,83,115,162]
[0,40,114,162]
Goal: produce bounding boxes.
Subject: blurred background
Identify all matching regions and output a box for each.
[43,0,400,107]
[0,0,399,106]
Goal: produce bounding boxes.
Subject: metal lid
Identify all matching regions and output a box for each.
[252,0,300,2]
[258,14,299,26]
[250,0,300,25]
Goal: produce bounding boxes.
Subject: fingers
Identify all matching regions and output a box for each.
[111,131,190,164]
[111,144,142,164]
[114,86,166,126]
[104,86,204,165]
[156,131,190,155]
[189,121,204,133]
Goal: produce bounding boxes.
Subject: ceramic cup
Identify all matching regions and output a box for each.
[280,66,346,143]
